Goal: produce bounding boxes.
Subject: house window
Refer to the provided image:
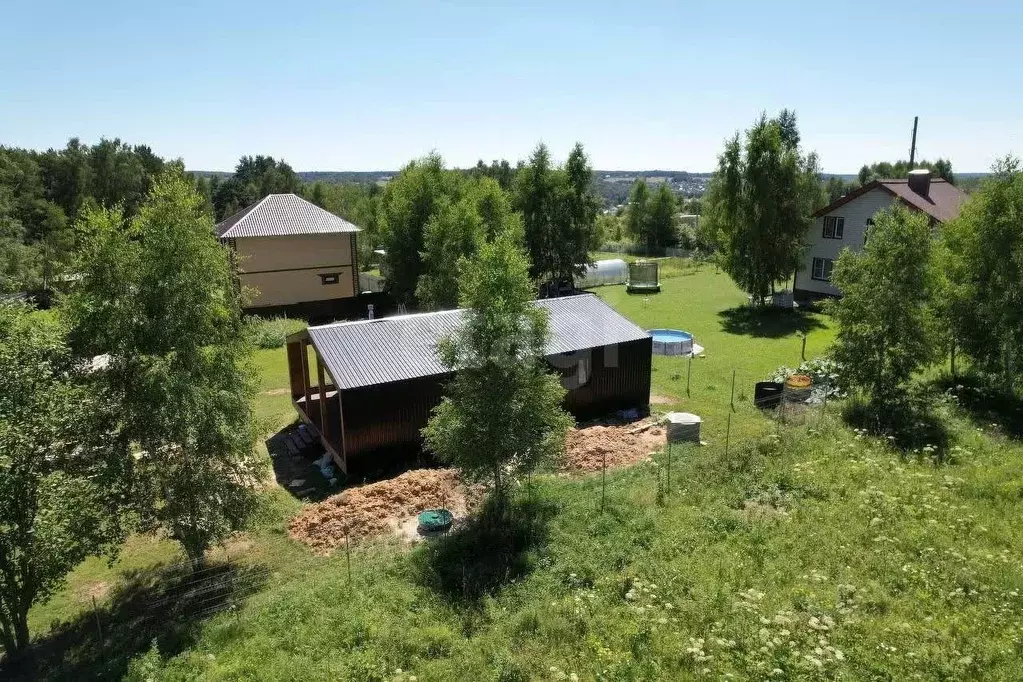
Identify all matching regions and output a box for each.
[822,216,844,239]
[864,218,874,245]
[319,273,340,285]
[811,257,835,282]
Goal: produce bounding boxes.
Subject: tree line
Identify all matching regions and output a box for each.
[377,143,601,306]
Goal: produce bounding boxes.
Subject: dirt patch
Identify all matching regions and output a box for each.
[561,423,666,472]
[288,468,469,553]
[649,394,678,405]
[75,580,111,603]
[261,387,290,396]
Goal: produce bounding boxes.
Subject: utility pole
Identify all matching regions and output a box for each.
[909,116,919,168]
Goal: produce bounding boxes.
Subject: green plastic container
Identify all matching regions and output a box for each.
[417,509,453,533]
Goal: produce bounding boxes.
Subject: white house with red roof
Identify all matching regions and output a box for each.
[794,169,967,299]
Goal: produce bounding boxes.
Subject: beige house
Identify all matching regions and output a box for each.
[794,169,967,299]
[216,194,360,314]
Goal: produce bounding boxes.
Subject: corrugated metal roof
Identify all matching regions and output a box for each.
[216,193,361,238]
[308,294,650,390]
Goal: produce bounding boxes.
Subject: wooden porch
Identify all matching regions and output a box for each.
[286,335,346,474]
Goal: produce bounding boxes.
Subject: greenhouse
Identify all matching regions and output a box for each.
[576,259,628,289]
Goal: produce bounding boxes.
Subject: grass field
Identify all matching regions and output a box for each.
[16,266,1023,681]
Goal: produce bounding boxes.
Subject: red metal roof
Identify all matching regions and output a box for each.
[813,178,967,223]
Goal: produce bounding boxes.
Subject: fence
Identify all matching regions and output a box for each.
[598,243,697,259]
[359,272,386,294]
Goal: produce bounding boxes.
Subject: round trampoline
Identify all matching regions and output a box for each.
[650,329,694,356]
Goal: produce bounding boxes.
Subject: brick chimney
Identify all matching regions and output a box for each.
[908,168,931,197]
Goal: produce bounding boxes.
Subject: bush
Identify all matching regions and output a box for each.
[771,356,843,403]
[244,316,306,349]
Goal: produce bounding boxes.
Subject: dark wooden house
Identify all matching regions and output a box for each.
[285,294,652,474]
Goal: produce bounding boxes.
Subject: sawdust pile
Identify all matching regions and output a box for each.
[289,468,465,552]
[562,423,665,472]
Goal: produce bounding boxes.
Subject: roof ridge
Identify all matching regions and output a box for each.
[230,193,273,232]
[310,307,462,331]
[307,293,601,332]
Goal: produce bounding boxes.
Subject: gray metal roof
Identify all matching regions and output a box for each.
[216,193,361,239]
[308,294,650,390]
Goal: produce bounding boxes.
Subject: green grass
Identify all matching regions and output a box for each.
[18,266,1023,681]
[595,270,835,445]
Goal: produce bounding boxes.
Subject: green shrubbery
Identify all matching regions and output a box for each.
[244,315,307,349]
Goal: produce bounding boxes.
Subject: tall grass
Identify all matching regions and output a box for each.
[122,410,1023,681]
[243,315,307,349]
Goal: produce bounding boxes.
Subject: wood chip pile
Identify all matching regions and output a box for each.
[561,423,665,472]
[289,468,464,553]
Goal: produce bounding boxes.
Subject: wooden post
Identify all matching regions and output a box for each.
[950,341,957,378]
[801,334,807,362]
[316,353,328,433]
[301,340,311,408]
[686,354,692,398]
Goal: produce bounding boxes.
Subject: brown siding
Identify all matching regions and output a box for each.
[336,338,653,464]
[559,338,652,419]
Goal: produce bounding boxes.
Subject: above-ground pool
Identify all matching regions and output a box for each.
[649,329,694,356]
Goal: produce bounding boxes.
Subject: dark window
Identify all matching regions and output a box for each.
[864,218,874,244]
[811,257,835,282]
[320,273,340,285]
[822,216,844,239]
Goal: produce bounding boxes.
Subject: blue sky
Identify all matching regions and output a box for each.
[3,0,1020,173]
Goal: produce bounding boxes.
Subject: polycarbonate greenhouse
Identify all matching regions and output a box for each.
[576,259,628,289]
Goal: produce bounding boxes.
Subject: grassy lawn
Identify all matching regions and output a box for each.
[594,267,835,446]
[18,266,1023,681]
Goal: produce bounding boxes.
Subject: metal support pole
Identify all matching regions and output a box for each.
[92,595,105,664]
[686,354,692,398]
[730,369,736,412]
[345,533,352,588]
[600,451,606,513]
[666,442,672,495]
[725,413,732,457]
[801,335,807,362]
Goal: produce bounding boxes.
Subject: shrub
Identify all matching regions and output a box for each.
[771,356,843,403]
[244,316,306,349]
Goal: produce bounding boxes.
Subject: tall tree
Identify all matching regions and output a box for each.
[830,205,939,415]
[378,154,454,304]
[703,111,824,302]
[514,143,600,289]
[646,183,679,250]
[417,177,521,310]
[515,143,557,284]
[423,231,572,499]
[939,156,1023,386]
[63,172,260,570]
[0,304,128,657]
